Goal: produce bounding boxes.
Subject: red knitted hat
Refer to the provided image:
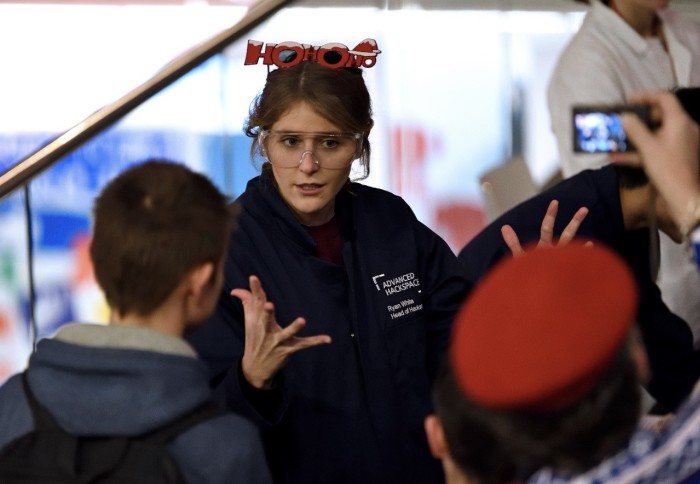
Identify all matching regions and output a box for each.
[450,243,638,411]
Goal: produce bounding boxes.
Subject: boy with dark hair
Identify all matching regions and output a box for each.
[427,244,700,483]
[0,160,272,483]
[458,163,700,413]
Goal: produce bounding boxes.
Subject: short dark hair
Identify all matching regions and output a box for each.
[614,165,649,189]
[244,61,374,179]
[90,160,234,317]
[432,340,640,483]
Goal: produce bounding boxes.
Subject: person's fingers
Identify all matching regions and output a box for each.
[627,90,663,107]
[249,275,268,304]
[621,112,653,151]
[539,200,558,246]
[609,151,643,167]
[277,317,308,340]
[286,335,333,353]
[501,225,524,257]
[231,275,266,305]
[559,207,589,244]
[254,301,279,332]
[654,90,689,118]
[231,288,252,303]
[627,92,660,125]
[278,317,331,347]
[626,91,650,105]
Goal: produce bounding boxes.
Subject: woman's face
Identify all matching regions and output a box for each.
[265,102,355,227]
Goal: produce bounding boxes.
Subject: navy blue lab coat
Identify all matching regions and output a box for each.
[187,175,471,484]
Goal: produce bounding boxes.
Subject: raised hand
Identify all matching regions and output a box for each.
[233,275,332,390]
[501,200,590,257]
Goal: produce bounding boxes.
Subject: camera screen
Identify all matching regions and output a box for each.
[573,110,631,154]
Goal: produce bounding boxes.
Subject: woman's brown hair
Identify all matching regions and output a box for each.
[245,61,374,179]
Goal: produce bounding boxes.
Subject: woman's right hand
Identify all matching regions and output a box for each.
[232,275,332,390]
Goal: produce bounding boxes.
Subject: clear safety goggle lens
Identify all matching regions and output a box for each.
[259,130,362,169]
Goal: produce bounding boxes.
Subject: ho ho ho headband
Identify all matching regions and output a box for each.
[244,39,381,69]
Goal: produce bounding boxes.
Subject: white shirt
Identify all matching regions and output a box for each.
[549,1,700,177]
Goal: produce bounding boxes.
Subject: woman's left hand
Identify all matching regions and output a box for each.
[233,275,332,390]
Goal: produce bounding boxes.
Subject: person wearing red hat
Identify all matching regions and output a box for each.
[458,158,700,413]
[426,244,700,483]
[548,0,700,391]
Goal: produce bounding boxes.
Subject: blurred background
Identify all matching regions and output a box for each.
[1,0,698,383]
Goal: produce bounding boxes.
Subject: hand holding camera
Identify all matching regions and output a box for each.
[610,89,700,241]
[572,87,699,155]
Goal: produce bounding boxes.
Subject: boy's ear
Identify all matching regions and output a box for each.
[188,262,215,300]
[424,414,449,459]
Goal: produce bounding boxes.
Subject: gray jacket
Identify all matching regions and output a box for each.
[0,323,273,484]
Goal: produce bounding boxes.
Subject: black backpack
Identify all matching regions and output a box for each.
[0,373,225,483]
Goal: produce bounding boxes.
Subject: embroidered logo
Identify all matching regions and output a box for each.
[387,298,423,320]
[371,272,421,295]
[372,274,385,290]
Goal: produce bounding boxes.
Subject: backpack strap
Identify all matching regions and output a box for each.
[14,373,226,483]
[139,401,227,445]
[21,372,62,431]
[17,372,122,479]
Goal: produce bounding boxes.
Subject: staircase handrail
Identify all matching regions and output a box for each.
[0,0,290,200]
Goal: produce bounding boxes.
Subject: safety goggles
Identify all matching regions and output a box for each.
[258,130,362,169]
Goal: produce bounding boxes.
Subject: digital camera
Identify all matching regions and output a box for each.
[572,104,651,154]
[572,86,700,154]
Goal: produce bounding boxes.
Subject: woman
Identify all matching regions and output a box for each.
[186,60,471,483]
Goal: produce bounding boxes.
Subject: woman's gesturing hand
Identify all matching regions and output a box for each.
[233,275,332,390]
